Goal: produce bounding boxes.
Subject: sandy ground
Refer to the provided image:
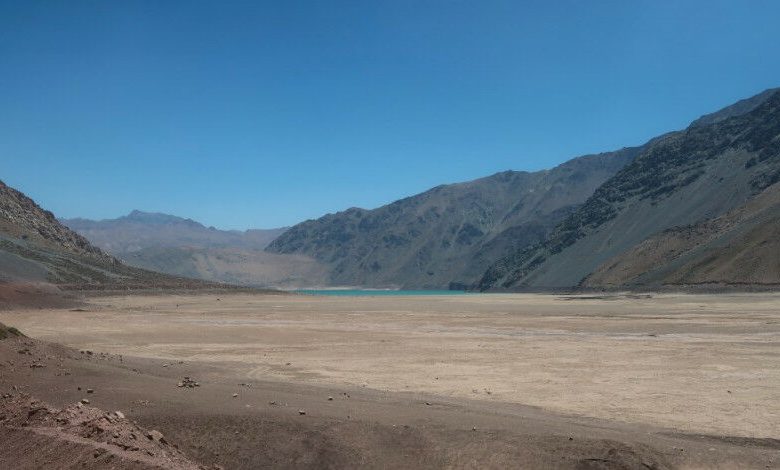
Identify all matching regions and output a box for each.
[3,292,779,439]
[2,291,780,469]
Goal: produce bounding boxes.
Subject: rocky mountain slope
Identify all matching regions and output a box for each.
[1,181,112,263]
[0,180,230,290]
[266,149,641,288]
[479,88,780,290]
[63,212,327,288]
[582,178,780,288]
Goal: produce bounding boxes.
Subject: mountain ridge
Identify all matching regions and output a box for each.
[62,211,326,288]
[62,210,288,251]
[478,88,780,290]
[266,147,642,288]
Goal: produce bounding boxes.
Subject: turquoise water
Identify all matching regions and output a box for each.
[294,289,472,297]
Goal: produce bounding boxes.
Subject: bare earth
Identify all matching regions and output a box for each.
[2,292,780,469]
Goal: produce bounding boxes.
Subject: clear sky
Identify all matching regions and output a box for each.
[2,1,780,229]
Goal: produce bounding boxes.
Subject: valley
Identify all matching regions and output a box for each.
[2,291,780,469]
[4,4,780,468]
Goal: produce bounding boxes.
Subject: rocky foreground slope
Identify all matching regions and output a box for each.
[0,324,201,469]
[0,395,200,470]
[479,88,780,290]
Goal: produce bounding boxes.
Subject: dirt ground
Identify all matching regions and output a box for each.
[1,292,779,469]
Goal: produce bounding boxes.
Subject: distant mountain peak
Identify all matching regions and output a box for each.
[122,210,202,227]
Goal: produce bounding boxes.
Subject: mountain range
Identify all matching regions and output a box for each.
[61,211,327,288]
[266,149,641,288]
[7,87,780,292]
[0,180,227,294]
[479,87,780,290]
[63,211,286,253]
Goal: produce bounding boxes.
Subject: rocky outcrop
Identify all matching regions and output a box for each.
[0,180,112,262]
[0,394,199,469]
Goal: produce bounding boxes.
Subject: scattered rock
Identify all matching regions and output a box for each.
[146,430,167,445]
[232,393,238,398]
[327,396,333,401]
[86,389,94,394]
[115,411,125,419]
[81,399,90,405]
[177,377,200,388]
[298,409,306,415]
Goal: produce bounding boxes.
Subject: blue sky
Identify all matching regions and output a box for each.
[2,1,780,229]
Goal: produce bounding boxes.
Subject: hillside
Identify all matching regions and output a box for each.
[0,180,230,291]
[582,181,780,288]
[479,88,780,290]
[1,181,112,263]
[63,212,327,288]
[266,149,640,289]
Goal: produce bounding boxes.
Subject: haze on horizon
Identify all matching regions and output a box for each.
[2,1,780,230]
